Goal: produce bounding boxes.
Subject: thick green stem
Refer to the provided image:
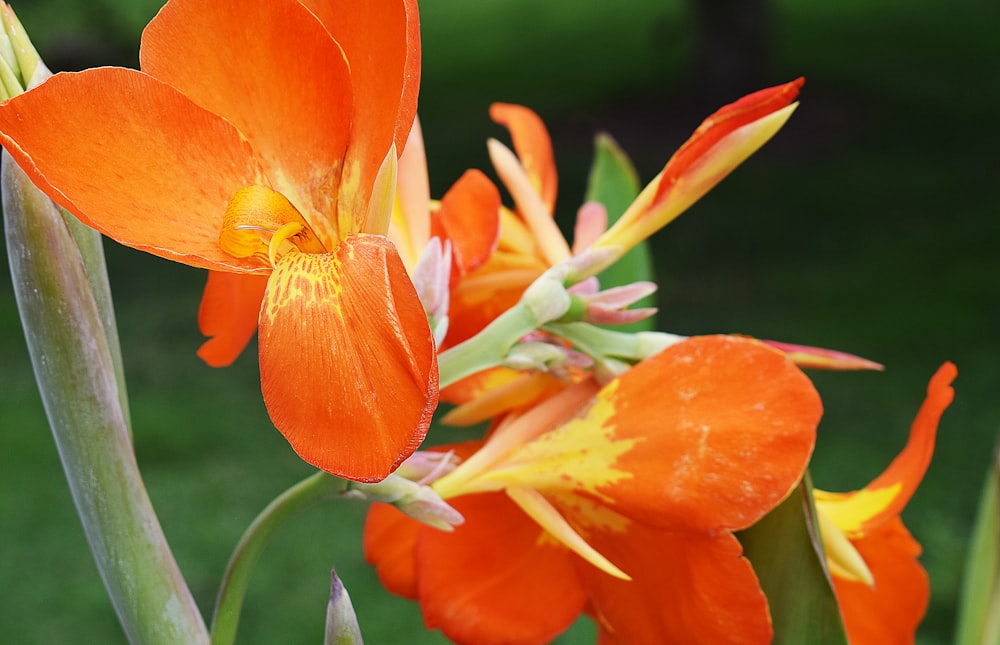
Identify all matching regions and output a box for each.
[211,471,348,645]
[437,302,541,388]
[3,153,208,644]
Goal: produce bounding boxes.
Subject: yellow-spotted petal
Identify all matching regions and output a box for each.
[258,234,438,481]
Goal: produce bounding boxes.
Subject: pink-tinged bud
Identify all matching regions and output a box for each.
[568,280,659,326]
[395,450,460,484]
[586,79,804,278]
[504,334,593,379]
[343,473,464,531]
[412,237,452,346]
[762,339,884,371]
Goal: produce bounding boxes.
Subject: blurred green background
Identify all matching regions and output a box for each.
[1,0,997,643]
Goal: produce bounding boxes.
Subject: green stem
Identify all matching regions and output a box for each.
[542,322,680,362]
[4,153,209,644]
[211,471,349,645]
[437,302,541,388]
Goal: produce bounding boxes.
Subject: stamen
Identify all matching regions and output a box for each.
[220,185,325,266]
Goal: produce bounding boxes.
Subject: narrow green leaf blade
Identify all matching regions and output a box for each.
[739,474,849,645]
[955,437,1000,645]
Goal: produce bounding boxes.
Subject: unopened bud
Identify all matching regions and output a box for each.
[343,473,464,531]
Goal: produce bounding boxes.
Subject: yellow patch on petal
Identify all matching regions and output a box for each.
[506,485,631,580]
[262,251,346,321]
[814,484,903,538]
[816,502,874,586]
[476,381,640,502]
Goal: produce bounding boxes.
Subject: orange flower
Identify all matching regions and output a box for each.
[814,362,956,644]
[0,0,436,481]
[366,336,823,644]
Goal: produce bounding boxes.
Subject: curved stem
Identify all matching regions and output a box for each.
[210,471,349,645]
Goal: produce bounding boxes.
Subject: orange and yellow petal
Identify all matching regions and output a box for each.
[657,78,804,199]
[579,526,773,645]
[490,103,558,213]
[477,336,820,532]
[592,80,802,260]
[140,0,352,245]
[432,169,501,276]
[415,491,586,645]
[196,271,269,368]
[832,517,929,645]
[814,362,956,537]
[0,68,265,270]
[257,234,438,481]
[298,0,421,232]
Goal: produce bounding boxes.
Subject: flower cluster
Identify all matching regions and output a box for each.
[0,1,957,643]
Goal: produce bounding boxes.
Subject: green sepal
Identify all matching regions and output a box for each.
[738,472,849,645]
[583,133,655,332]
[955,436,1000,645]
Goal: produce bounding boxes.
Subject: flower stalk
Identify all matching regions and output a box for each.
[3,150,209,644]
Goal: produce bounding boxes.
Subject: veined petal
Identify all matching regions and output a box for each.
[140,0,352,246]
[832,517,929,645]
[814,362,956,537]
[258,234,438,481]
[432,169,501,275]
[0,68,266,270]
[197,271,269,367]
[579,526,773,645]
[490,103,558,213]
[480,336,821,532]
[416,492,586,645]
[298,0,421,233]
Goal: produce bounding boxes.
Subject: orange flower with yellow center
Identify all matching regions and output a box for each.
[814,362,956,644]
[365,335,823,644]
[0,0,437,481]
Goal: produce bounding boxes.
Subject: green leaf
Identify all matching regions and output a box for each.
[739,473,849,645]
[955,436,1000,645]
[583,133,655,332]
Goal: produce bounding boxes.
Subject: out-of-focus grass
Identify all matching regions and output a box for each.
[1,0,997,643]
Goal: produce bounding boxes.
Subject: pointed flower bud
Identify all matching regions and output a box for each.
[324,569,363,645]
[0,3,49,99]
[412,236,452,346]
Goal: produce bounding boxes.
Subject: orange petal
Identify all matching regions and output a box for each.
[815,362,956,537]
[492,335,821,532]
[258,234,438,481]
[416,491,586,645]
[298,0,421,233]
[363,502,422,600]
[832,517,929,645]
[579,526,772,645]
[140,0,352,246]
[196,271,269,368]
[490,103,558,212]
[0,68,265,270]
[604,335,820,530]
[432,169,501,275]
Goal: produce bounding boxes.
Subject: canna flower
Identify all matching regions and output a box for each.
[815,362,956,644]
[0,0,436,481]
[365,335,823,644]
